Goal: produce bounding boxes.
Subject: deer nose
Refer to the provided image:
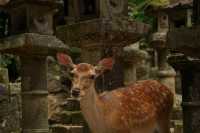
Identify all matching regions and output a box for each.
[71,88,80,97]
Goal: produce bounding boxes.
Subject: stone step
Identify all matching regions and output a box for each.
[49,111,85,125]
[172,107,182,120]
[170,120,183,133]
[50,124,84,133]
[60,98,80,111]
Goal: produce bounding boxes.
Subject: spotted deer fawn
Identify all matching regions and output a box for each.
[57,53,174,133]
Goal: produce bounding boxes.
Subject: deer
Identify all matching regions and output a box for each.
[57,53,174,133]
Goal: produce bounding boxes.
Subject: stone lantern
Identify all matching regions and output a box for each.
[0,0,69,133]
[5,0,63,35]
[123,44,149,85]
[168,54,200,133]
[148,0,200,133]
[56,0,150,90]
[150,10,176,95]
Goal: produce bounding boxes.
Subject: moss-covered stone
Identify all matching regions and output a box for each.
[71,111,85,125]
[50,124,84,133]
[60,98,80,111]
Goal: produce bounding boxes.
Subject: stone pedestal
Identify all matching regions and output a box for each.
[157,68,176,95]
[21,56,48,133]
[151,31,176,95]
[169,55,200,133]
[157,49,176,100]
[124,63,137,84]
[123,44,148,84]
[0,33,68,133]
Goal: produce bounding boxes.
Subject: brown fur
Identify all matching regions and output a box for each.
[71,64,173,133]
[76,63,92,73]
[99,80,173,131]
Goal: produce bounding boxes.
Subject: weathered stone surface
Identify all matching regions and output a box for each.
[0,82,21,133]
[47,56,71,94]
[71,111,85,125]
[60,98,80,111]
[49,111,72,125]
[48,94,68,123]
[123,44,149,64]
[150,32,167,49]
[157,67,176,94]
[100,0,128,17]
[168,26,200,58]
[123,43,149,84]
[48,78,70,94]
[49,110,83,125]
[6,0,63,6]
[50,124,83,133]
[20,56,49,133]
[0,68,9,86]
[172,120,183,133]
[0,33,69,56]
[56,19,150,48]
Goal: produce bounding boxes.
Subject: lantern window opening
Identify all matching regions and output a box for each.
[0,10,10,38]
[79,0,99,21]
[168,10,188,29]
[63,0,69,16]
[193,0,200,24]
[174,18,186,28]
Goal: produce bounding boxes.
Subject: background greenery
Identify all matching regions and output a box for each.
[128,0,169,24]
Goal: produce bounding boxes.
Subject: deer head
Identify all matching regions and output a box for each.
[57,53,114,98]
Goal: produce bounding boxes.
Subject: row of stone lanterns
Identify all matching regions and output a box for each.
[147,0,200,133]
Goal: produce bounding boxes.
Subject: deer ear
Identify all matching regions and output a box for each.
[95,57,114,75]
[57,53,74,67]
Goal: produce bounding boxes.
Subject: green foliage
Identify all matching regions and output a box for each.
[69,47,81,59]
[0,54,14,68]
[150,0,169,7]
[128,0,169,24]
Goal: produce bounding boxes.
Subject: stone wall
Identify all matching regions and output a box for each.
[0,67,21,133]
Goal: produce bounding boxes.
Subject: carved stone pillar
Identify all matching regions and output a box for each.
[0,33,68,133]
[100,0,128,18]
[169,55,200,133]
[21,56,48,133]
[123,44,148,85]
[151,12,176,94]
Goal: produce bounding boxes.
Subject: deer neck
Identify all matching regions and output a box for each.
[80,83,106,133]
[80,83,102,117]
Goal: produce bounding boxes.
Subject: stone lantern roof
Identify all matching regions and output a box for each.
[166,0,193,8]
[146,0,193,15]
[0,33,69,56]
[56,18,150,50]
